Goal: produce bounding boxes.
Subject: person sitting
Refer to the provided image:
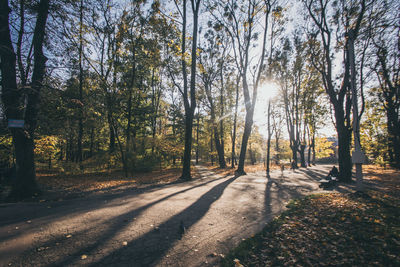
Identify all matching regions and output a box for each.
[319,166,339,188]
[328,166,339,178]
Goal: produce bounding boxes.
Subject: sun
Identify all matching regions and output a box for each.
[257,81,280,103]
[253,81,280,133]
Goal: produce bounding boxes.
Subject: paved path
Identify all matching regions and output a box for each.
[0,165,332,267]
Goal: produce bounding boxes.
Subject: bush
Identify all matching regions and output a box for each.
[126,153,161,173]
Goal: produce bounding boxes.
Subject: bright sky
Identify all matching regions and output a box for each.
[253,81,279,137]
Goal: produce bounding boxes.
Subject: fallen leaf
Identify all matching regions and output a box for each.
[233,258,244,267]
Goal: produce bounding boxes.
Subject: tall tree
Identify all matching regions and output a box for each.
[211,0,276,175]
[199,28,227,168]
[0,0,50,199]
[174,0,201,180]
[77,0,84,163]
[304,0,370,182]
[373,7,400,168]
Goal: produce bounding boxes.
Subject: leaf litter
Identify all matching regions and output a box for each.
[221,166,400,266]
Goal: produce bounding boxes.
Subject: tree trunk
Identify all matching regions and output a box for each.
[299,144,306,167]
[204,81,226,168]
[77,0,84,163]
[10,131,38,197]
[126,45,136,153]
[266,101,272,178]
[181,108,195,177]
[335,111,352,182]
[236,105,254,174]
[219,68,225,166]
[89,127,94,158]
[213,125,226,168]
[231,76,239,168]
[195,112,200,165]
[312,134,316,165]
[387,115,400,168]
[107,110,115,153]
[291,145,298,169]
[210,133,214,166]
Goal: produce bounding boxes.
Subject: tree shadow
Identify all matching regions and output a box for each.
[2,174,234,267]
[42,175,238,267]
[263,167,327,221]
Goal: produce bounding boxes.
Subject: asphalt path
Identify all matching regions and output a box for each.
[0,165,332,267]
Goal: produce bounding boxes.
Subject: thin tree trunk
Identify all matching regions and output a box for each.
[126,45,136,153]
[231,75,239,168]
[210,133,214,166]
[196,112,200,164]
[77,0,84,163]
[89,127,94,158]
[107,103,115,153]
[266,101,272,178]
[219,67,225,164]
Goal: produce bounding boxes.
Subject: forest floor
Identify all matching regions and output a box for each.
[221,165,400,266]
[0,164,398,266]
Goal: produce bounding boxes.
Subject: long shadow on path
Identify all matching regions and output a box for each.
[86,175,238,266]
[3,173,231,267]
[41,175,238,267]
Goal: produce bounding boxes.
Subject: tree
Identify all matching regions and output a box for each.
[0,0,50,199]
[373,12,400,168]
[199,27,228,168]
[169,0,201,180]
[304,0,370,182]
[211,0,276,175]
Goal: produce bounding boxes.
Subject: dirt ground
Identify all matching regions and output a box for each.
[0,164,391,266]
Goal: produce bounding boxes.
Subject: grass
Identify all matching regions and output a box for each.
[221,166,400,267]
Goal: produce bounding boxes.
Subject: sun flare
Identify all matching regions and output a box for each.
[253,81,280,134]
[257,82,280,103]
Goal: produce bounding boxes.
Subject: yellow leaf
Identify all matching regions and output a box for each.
[233,259,244,267]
